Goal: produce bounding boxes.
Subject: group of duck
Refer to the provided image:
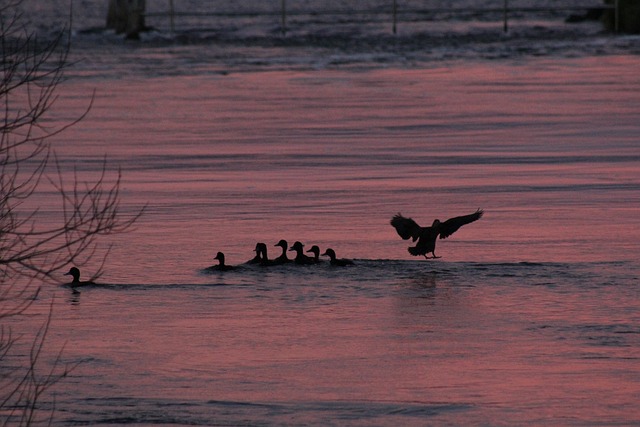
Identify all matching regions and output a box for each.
[61,240,353,286]
[207,239,355,272]
[63,209,485,285]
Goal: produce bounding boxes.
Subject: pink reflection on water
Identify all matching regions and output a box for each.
[50,57,640,282]
[25,57,640,424]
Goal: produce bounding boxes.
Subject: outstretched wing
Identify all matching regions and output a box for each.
[390,213,421,242]
[439,209,483,239]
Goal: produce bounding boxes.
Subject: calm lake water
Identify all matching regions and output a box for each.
[4,1,640,425]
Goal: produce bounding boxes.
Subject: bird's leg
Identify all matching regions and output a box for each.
[431,251,441,259]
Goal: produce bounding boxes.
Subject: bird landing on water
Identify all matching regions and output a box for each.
[390,209,483,259]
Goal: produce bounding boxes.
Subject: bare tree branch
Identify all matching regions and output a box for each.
[1,2,143,424]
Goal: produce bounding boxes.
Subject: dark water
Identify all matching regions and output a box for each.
[20,0,640,74]
[3,1,640,425]
[31,259,640,425]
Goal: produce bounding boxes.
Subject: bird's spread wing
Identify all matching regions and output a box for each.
[390,213,421,242]
[439,209,483,239]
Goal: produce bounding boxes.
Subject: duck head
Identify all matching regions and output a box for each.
[322,248,336,260]
[64,266,81,282]
[306,245,320,257]
[255,243,268,259]
[214,252,225,264]
[289,241,304,252]
[256,242,268,259]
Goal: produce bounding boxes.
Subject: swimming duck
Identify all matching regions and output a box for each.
[208,251,236,271]
[390,209,483,259]
[289,241,315,265]
[322,248,355,266]
[273,239,291,265]
[305,245,324,263]
[255,242,276,266]
[64,267,95,287]
[246,242,264,264]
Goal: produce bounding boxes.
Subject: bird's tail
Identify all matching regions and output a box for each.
[408,246,422,256]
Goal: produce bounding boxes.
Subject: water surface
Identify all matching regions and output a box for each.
[4,2,640,425]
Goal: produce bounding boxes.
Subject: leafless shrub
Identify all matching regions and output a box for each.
[1,2,142,424]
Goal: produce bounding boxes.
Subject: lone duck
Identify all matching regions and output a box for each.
[208,251,236,271]
[289,241,315,265]
[390,209,483,259]
[305,245,324,263]
[64,267,95,287]
[322,248,354,266]
[273,239,291,265]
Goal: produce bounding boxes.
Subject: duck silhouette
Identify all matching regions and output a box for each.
[322,248,354,266]
[390,209,483,259]
[305,245,324,263]
[255,242,276,266]
[246,242,264,264]
[208,251,236,271]
[289,241,315,265]
[273,239,291,265]
[64,267,95,287]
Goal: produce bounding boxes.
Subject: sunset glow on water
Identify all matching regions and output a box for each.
[5,1,640,425]
[22,57,636,426]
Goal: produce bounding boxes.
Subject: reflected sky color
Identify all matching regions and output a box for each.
[13,54,640,425]
[49,56,640,282]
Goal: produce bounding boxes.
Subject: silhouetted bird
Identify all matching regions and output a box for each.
[273,239,291,265]
[255,242,276,266]
[289,241,315,265]
[322,248,354,266]
[64,267,95,287]
[246,242,264,264]
[305,245,324,263]
[208,251,235,271]
[390,209,483,259]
